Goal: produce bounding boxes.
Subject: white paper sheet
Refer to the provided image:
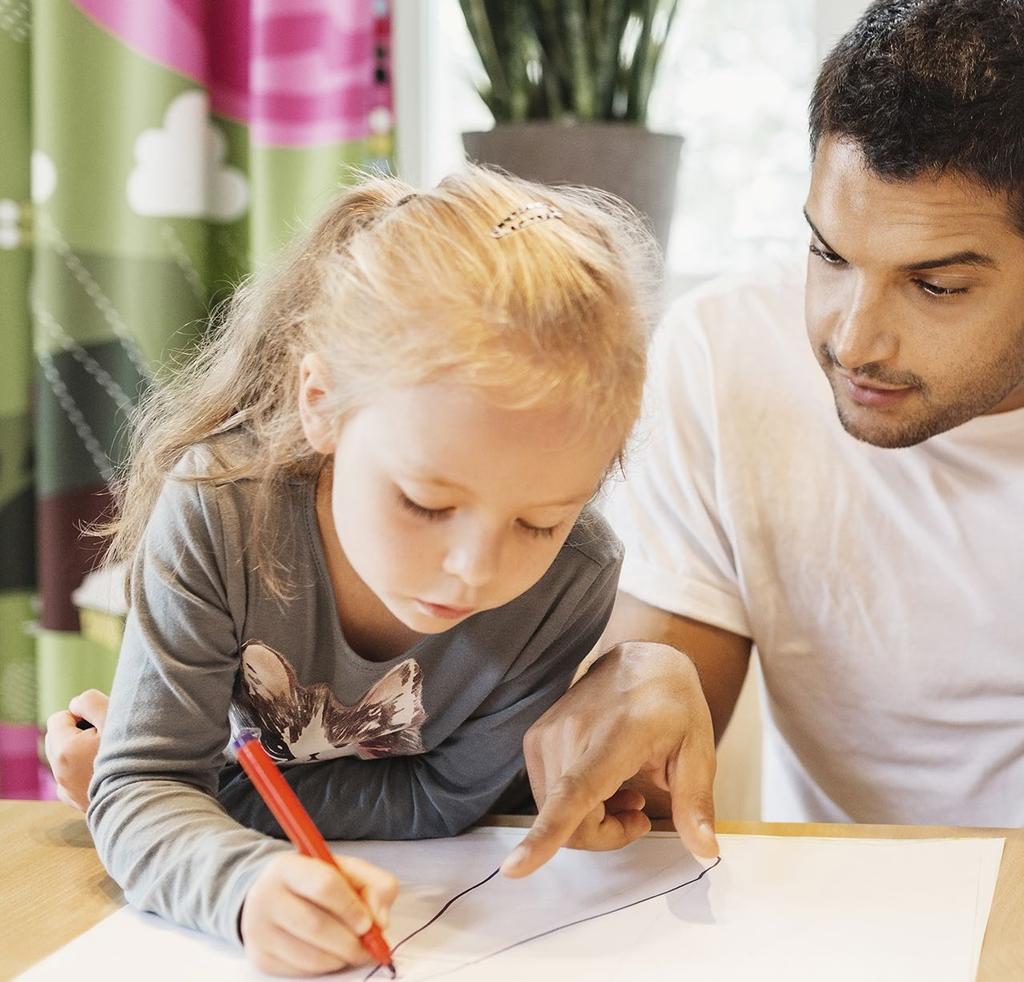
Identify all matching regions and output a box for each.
[20,831,1004,982]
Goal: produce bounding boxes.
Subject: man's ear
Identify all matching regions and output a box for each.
[298,353,337,455]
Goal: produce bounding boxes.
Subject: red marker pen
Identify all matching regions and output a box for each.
[232,729,396,977]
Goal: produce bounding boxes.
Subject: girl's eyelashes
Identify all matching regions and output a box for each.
[396,488,560,538]
[397,490,452,521]
[517,519,558,539]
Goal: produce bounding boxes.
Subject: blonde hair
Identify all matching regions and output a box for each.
[102,165,660,597]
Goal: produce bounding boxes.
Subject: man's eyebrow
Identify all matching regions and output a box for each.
[896,250,999,272]
[802,209,842,257]
[803,208,999,271]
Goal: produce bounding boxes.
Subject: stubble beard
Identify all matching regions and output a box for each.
[820,335,1024,448]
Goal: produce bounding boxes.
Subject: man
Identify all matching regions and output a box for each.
[503,0,1024,877]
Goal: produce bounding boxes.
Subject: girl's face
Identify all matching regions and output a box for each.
[302,365,623,634]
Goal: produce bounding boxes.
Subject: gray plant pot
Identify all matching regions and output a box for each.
[463,123,684,252]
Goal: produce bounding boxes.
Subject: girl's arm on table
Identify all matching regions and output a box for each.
[88,469,291,946]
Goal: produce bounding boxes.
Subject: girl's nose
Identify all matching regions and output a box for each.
[441,528,502,589]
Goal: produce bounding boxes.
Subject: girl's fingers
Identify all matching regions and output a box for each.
[244,854,398,976]
[45,709,79,741]
[68,689,110,731]
[263,924,357,976]
[334,855,400,928]
[273,892,368,966]
[282,857,375,937]
[44,709,100,812]
[44,711,79,769]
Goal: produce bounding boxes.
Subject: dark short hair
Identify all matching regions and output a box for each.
[809,0,1024,232]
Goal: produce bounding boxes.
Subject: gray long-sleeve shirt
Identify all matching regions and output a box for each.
[87,434,622,945]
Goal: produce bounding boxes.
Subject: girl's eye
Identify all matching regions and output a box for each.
[397,491,452,521]
[914,279,968,298]
[809,242,846,266]
[398,489,559,538]
[518,520,558,539]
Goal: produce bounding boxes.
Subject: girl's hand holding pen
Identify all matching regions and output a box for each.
[241,852,399,977]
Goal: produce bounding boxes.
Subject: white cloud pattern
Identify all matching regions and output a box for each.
[127,90,249,223]
[32,150,57,205]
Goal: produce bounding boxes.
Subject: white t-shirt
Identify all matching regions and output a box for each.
[605,263,1024,826]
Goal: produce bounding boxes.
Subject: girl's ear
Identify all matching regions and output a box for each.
[298,353,337,455]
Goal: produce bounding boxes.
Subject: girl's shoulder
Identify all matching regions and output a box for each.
[150,428,313,593]
[161,427,308,545]
[170,425,260,484]
[561,505,623,573]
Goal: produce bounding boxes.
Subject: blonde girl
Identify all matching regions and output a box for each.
[45,166,657,977]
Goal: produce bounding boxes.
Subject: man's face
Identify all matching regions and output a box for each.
[804,136,1024,448]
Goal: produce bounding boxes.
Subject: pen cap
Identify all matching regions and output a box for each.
[230,727,262,759]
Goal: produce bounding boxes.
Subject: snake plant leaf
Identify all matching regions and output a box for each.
[459,0,681,126]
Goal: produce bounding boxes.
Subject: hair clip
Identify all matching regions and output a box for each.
[490,201,564,238]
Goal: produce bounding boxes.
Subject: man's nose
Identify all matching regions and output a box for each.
[831,278,898,370]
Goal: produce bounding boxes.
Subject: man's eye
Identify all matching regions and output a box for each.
[914,279,968,298]
[397,491,452,521]
[809,242,846,266]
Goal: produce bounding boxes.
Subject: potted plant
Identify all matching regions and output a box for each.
[459,0,683,250]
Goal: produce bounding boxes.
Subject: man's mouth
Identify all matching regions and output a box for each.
[837,371,916,408]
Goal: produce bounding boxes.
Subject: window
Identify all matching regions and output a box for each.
[648,0,815,279]
[398,0,866,284]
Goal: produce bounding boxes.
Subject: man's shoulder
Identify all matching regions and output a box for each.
[662,260,807,356]
[652,260,819,410]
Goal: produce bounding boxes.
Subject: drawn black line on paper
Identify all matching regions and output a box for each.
[364,856,723,981]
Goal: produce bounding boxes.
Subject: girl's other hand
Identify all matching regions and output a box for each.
[44,689,110,811]
[240,853,399,977]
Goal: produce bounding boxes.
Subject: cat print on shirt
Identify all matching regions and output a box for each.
[229,641,427,764]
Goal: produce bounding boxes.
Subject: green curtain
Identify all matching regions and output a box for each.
[0,0,394,798]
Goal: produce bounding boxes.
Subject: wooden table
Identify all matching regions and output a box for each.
[2,801,1021,979]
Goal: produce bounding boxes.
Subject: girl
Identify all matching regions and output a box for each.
[45,167,657,976]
